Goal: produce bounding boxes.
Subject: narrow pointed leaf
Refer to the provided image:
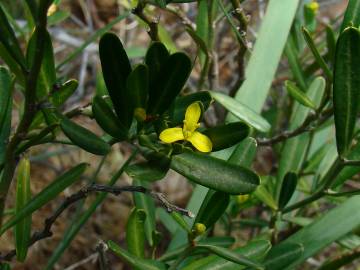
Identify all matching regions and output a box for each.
[126,208,146,259]
[302,27,332,80]
[147,52,192,115]
[211,91,270,132]
[333,27,360,156]
[0,5,26,70]
[171,151,260,194]
[0,67,12,165]
[99,33,132,127]
[26,29,56,98]
[60,117,111,155]
[196,244,264,270]
[1,163,87,235]
[107,240,166,270]
[285,80,316,109]
[14,157,32,262]
[341,0,360,32]
[228,137,257,168]
[263,243,303,270]
[182,240,271,270]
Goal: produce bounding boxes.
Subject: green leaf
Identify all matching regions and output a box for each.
[325,25,336,67]
[147,52,192,115]
[145,42,170,100]
[273,196,360,269]
[126,208,146,259]
[50,79,78,107]
[169,91,212,124]
[1,163,87,235]
[332,140,360,188]
[182,240,271,270]
[285,38,307,91]
[276,76,325,198]
[0,4,26,71]
[126,64,149,121]
[285,80,316,109]
[232,0,300,113]
[170,212,191,234]
[107,240,166,270]
[228,137,257,168]
[333,27,360,156]
[203,122,250,152]
[92,95,128,141]
[278,172,298,210]
[302,27,333,81]
[133,179,156,247]
[194,190,230,230]
[14,157,32,262]
[263,243,303,270]
[26,29,56,98]
[99,33,132,127]
[60,116,111,155]
[0,67,12,165]
[210,91,270,132]
[196,244,264,270]
[0,43,25,85]
[254,179,278,211]
[126,162,168,182]
[340,0,360,32]
[170,151,260,194]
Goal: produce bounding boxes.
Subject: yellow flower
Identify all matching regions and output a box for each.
[159,102,212,152]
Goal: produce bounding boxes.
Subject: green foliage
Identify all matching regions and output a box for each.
[1,1,360,269]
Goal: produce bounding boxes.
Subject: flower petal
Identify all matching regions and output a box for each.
[159,127,184,143]
[187,131,212,152]
[184,102,201,133]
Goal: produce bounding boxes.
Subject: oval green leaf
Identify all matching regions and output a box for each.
[170,151,260,194]
[147,52,192,115]
[60,116,111,155]
[333,27,360,156]
[92,95,128,141]
[125,162,168,182]
[194,190,229,229]
[99,32,132,127]
[203,122,250,152]
[278,172,298,210]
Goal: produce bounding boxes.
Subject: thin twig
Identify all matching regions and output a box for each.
[0,183,192,262]
[257,107,333,146]
[132,1,159,41]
